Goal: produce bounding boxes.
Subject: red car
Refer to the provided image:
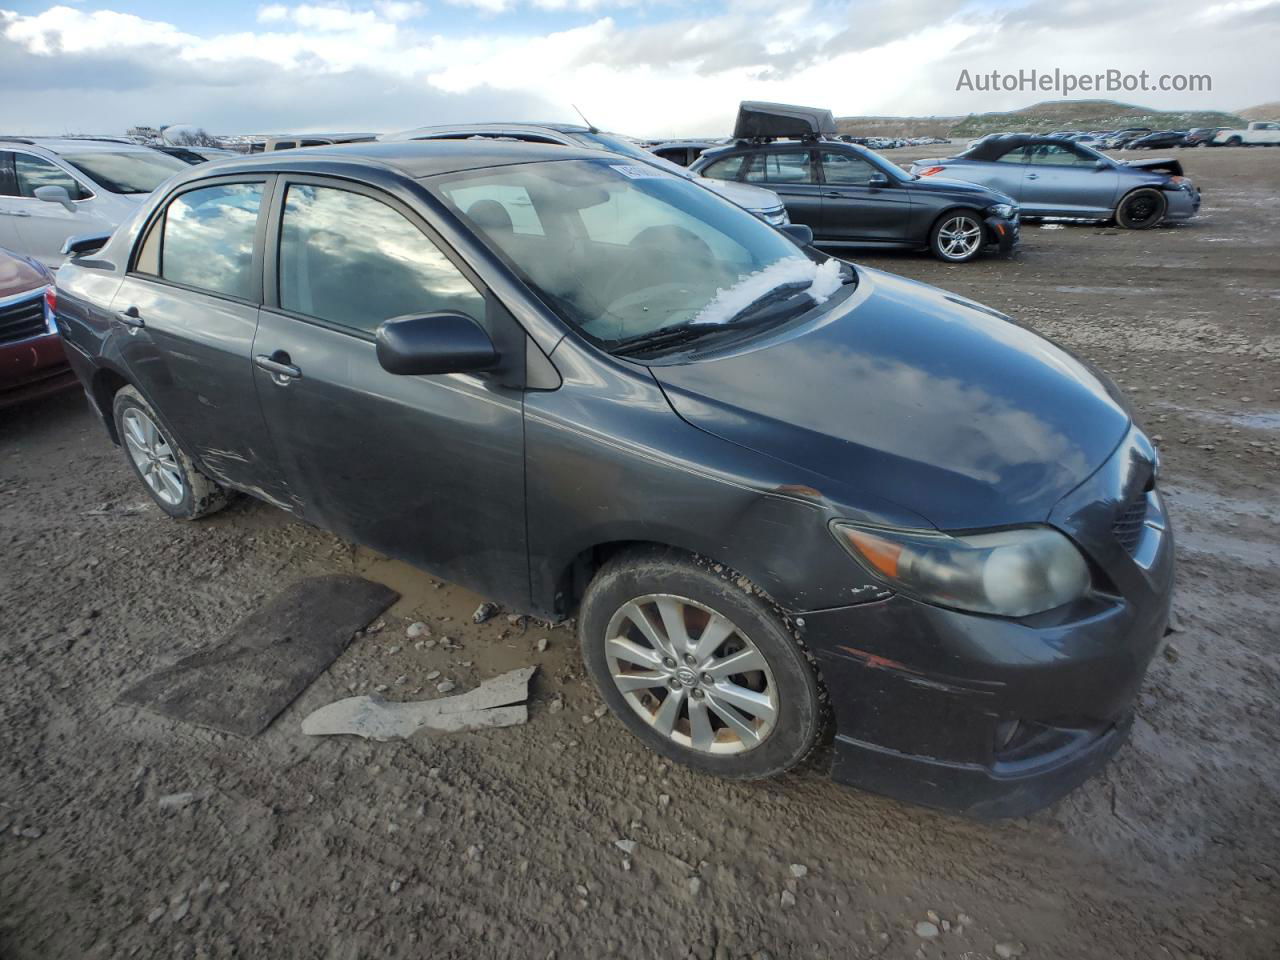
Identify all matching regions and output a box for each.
[0,247,75,407]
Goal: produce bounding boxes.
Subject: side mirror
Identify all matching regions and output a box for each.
[34,184,76,212]
[778,223,813,246]
[1094,159,1109,170]
[867,172,890,188]
[376,313,497,376]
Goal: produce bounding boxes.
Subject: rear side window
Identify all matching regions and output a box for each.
[995,148,1029,164]
[277,184,484,335]
[14,154,90,200]
[157,183,263,299]
[745,151,814,185]
[700,154,747,181]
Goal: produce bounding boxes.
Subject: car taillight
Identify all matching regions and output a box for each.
[44,286,56,313]
[917,166,944,177]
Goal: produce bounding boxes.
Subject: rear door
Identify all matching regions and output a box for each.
[816,150,912,241]
[743,148,823,234]
[251,176,529,606]
[109,175,294,506]
[1020,143,1118,217]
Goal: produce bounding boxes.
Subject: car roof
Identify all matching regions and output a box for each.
[962,134,1086,160]
[697,137,873,159]
[0,136,163,155]
[184,138,607,181]
[388,122,591,142]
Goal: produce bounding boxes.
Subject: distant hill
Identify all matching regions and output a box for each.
[836,99,1247,138]
[1239,101,1280,121]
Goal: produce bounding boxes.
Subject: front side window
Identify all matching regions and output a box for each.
[14,154,90,200]
[995,147,1029,164]
[700,154,747,181]
[745,151,815,185]
[432,159,845,349]
[820,151,875,185]
[1025,144,1094,166]
[60,150,186,194]
[159,183,263,299]
[278,184,484,335]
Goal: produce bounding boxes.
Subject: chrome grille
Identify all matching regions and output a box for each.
[0,291,49,345]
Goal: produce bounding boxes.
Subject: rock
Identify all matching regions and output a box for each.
[506,614,525,625]
[614,839,637,854]
[658,794,671,808]
[941,920,951,932]
[575,884,588,897]
[994,942,1025,959]
[957,914,973,927]
[157,792,195,810]
[14,826,42,839]
[472,603,499,624]
[548,697,564,713]
[780,890,796,907]
[406,621,430,639]
[389,879,402,894]
[536,637,549,652]
[426,670,441,680]
[215,882,230,895]
[387,645,400,655]
[688,877,703,896]
[395,675,408,685]
[789,863,808,879]
[367,620,385,634]
[622,858,632,872]
[171,898,190,922]
[926,910,940,923]
[593,705,608,719]
[436,680,457,694]
[373,684,389,693]
[146,905,165,924]
[914,921,939,939]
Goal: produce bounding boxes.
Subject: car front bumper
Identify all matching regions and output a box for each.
[984,214,1020,254]
[1164,186,1201,221]
[798,430,1174,819]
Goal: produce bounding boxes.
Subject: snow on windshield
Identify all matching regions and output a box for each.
[689,257,844,326]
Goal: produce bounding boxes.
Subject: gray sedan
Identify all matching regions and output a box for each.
[909,134,1200,229]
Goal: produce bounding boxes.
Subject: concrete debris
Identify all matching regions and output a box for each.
[789,863,808,879]
[915,921,939,939]
[472,602,499,624]
[613,839,637,855]
[406,621,430,639]
[301,666,537,740]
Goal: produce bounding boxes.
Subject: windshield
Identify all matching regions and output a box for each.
[575,131,696,181]
[62,150,188,194]
[430,158,845,350]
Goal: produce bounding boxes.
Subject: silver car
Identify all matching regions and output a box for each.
[910,134,1200,229]
[0,138,190,267]
[383,123,790,227]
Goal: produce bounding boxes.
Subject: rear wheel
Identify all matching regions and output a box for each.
[112,386,229,520]
[1115,188,1167,229]
[579,550,822,780]
[929,211,985,263]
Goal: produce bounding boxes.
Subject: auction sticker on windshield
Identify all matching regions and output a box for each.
[610,164,672,179]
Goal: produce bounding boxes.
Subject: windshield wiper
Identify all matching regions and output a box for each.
[611,324,720,357]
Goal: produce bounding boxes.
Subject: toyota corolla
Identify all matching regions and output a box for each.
[53,141,1174,818]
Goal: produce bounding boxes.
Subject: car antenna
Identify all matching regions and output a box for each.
[572,104,599,134]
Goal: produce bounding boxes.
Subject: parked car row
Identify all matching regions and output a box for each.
[50,126,1175,817]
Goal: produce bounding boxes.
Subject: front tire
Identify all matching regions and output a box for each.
[112,385,229,520]
[929,211,985,263]
[579,550,822,780]
[1115,188,1167,229]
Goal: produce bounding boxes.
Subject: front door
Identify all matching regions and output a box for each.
[743,149,824,235]
[816,150,913,242]
[110,176,293,507]
[8,151,114,268]
[251,177,529,607]
[1019,143,1119,218]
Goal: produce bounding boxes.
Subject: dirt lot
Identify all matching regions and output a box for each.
[2,146,1277,960]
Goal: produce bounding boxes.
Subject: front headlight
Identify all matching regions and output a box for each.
[763,207,790,226]
[988,203,1015,219]
[832,523,1091,618]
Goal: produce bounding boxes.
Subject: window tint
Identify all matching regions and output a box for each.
[1025,144,1094,166]
[14,154,89,200]
[700,154,747,181]
[745,151,814,185]
[278,184,484,335]
[820,151,875,185]
[995,147,1029,164]
[61,151,185,194]
[450,183,545,236]
[160,183,263,299]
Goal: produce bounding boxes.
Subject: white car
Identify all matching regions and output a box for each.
[0,138,190,268]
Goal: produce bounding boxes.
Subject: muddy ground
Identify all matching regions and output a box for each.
[2,146,1277,960]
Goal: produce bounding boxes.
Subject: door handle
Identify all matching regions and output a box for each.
[1026,173,1040,180]
[115,306,145,328]
[254,352,302,381]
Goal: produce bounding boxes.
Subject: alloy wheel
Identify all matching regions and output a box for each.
[937,216,982,259]
[121,408,185,506]
[603,594,778,755]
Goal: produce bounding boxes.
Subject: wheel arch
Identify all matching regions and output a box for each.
[89,365,132,444]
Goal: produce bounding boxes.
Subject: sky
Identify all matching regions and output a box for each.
[0,0,1276,138]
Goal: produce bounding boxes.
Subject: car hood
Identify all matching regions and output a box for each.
[0,247,52,295]
[696,177,784,213]
[1120,157,1183,177]
[907,175,1012,205]
[650,268,1132,530]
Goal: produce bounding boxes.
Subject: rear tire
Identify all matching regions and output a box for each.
[578,549,822,780]
[928,210,985,263]
[1226,136,1243,147]
[1115,188,1167,229]
[112,386,229,520]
